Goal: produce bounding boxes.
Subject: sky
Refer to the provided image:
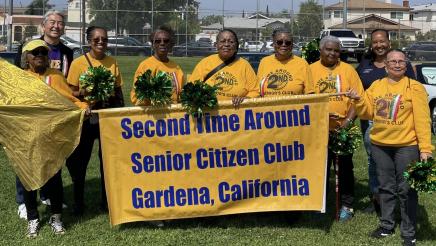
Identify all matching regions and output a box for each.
[6,0,435,14]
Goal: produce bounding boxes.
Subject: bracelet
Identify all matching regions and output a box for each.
[345,118,353,123]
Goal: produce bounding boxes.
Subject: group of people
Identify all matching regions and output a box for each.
[11,10,432,246]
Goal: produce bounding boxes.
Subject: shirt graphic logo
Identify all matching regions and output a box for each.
[214,71,238,92]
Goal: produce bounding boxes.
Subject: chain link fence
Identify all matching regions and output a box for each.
[0,1,435,61]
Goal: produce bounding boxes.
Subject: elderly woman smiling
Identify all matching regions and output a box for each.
[190,29,259,105]
[347,49,433,246]
[19,39,88,238]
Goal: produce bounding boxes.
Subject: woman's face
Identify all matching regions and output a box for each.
[385,51,407,79]
[371,31,390,58]
[216,31,237,60]
[273,32,293,60]
[26,47,49,71]
[153,31,171,58]
[89,28,108,55]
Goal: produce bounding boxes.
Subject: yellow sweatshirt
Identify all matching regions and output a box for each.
[310,60,364,130]
[67,53,123,88]
[355,76,433,153]
[131,56,184,106]
[190,54,260,100]
[257,54,314,96]
[27,68,88,109]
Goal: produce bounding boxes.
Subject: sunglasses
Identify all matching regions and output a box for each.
[30,48,48,56]
[92,37,108,43]
[275,40,293,46]
[153,39,170,44]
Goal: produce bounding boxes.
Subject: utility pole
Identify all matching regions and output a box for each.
[3,0,6,37]
[343,0,347,28]
[7,0,12,51]
[256,0,259,43]
[222,0,224,29]
[81,0,85,45]
[290,0,293,36]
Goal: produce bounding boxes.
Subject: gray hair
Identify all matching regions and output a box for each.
[42,10,65,24]
[20,51,30,69]
[320,35,341,49]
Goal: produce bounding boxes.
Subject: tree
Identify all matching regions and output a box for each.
[88,0,200,42]
[25,0,54,15]
[296,0,323,40]
[200,15,223,26]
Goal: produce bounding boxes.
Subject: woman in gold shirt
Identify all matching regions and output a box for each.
[66,26,124,215]
[131,25,184,105]
[257,29,313,96]
[18,39,88,238]
[347,49,433,246]
[190,29,259,105]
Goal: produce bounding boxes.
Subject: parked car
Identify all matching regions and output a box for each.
[237,52,269,72]
[415,63,436,134]
[320,29,365,62]
[172,41,215,57]
[244,41,263,52]
[259,41,302,57]
[60,36,82,57]
[106,36,152,56]
[260,41,274,53]
[405,42,436,61]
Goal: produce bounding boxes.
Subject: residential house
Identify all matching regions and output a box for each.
[0,7,43,42]
[410,3,436,34]
[199,13,290,42]
[66,0,92,41]
[324,0,418,40]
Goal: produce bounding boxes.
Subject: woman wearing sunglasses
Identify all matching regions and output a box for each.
[347,49,433,246]
[19,39,89,238]
[131,25,184,105]
[66,26,124,215]
[257,29,314,97]
[190,29,259,105]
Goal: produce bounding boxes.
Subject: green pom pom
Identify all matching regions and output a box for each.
[302,38,320,64]
[328,123,362,156]
[180,80,219,117]
[404,158,436,193]
[79,65,116,102]
[134,70,173,106]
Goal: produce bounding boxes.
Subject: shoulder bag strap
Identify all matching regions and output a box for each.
[83,52,93,68]
[203,55,237,82]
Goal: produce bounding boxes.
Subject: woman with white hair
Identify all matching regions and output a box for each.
[310,35,364,222]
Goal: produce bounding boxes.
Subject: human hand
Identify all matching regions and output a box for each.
[232,96,245,109]
[420,152,432,162]
[345,88,360,100]
[338,118,352,129]
[85,107,91,116]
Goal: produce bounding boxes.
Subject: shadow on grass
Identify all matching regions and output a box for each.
[61,178,108,225]
[416,204,436,242]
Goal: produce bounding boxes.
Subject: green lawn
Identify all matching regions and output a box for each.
[0,56,435,245]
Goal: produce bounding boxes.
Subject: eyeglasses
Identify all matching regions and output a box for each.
[153,39,170,44]
[30,48,48,56]
[386,60,407,66]
[91,37,108,43]
[275,40,293,46]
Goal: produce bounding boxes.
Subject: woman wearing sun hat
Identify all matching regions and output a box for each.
[19,39,89,238]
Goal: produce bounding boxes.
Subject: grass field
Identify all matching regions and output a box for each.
[0,56,435,245]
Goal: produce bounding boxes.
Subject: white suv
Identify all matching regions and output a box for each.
[60,36,82,57]
[416,63,436,134]
[320,29,365,62]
